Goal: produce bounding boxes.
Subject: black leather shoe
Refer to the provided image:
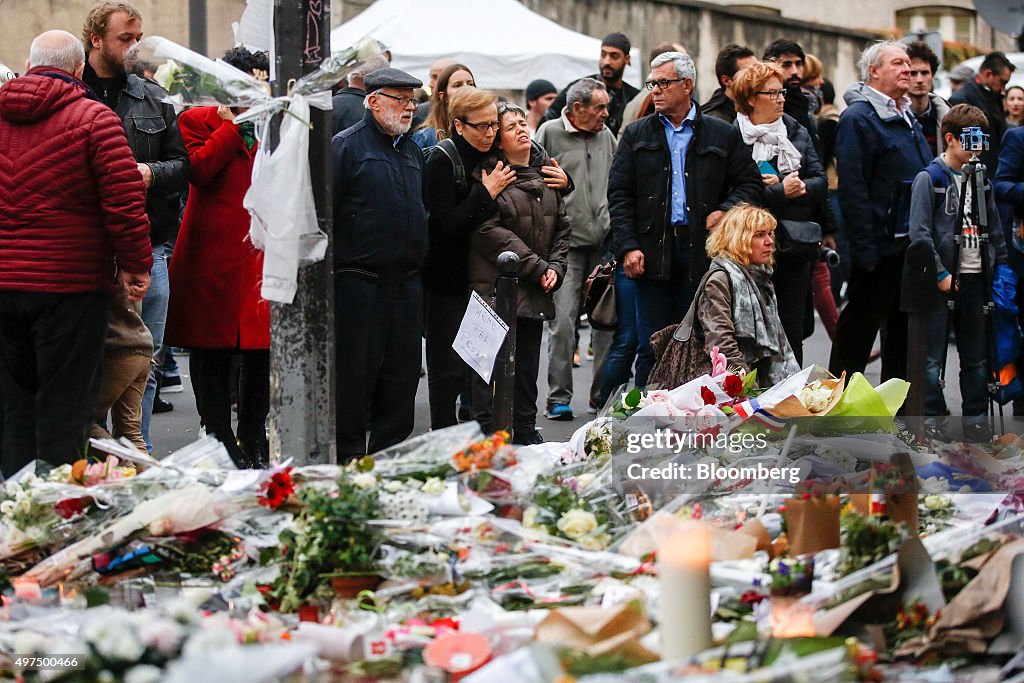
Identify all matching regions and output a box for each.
[153,397,174,414]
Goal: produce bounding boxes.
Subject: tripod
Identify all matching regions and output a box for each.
[939,128,1004,431]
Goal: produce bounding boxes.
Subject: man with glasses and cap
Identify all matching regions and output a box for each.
[608,51,763,388]
[331,67,429,461]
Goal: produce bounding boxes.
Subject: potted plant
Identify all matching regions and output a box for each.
[272,473,384,611]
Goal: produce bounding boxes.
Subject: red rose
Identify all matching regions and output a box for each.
[55,497,87,519]
[700,386,716,405]
[723,374,743,398]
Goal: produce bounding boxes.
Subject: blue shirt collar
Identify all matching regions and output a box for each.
[658,102,697,132]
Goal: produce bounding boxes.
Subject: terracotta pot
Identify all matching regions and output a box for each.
[297,604,319,622]
[330,574,382,598]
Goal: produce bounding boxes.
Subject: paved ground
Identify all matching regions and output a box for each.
[151,313,962,457]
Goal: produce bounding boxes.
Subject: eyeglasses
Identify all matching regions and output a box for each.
[644,78,685,91]
[460,120,500,132]
[375,92,418,107]
[757,89,786,100]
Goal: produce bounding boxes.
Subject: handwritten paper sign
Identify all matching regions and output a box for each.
[453,291,509,383]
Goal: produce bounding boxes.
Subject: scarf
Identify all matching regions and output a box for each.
[238,121,257,151]
[735,113,803,174]
[712,257,799,383]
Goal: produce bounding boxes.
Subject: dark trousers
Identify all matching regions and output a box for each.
[598,263,639,407]
[190,347,269,467]
[425,289,470,430]
[0,291,108,476]
[470,318,543,441]
[335,274,422,461]
[772,258,813,366]
[829,246,908,382]
[926,274,989,417]
[634,237,695,388]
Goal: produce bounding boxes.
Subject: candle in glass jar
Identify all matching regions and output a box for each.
[658,521,713,661]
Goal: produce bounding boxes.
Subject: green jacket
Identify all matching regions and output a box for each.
[536,112,616,249]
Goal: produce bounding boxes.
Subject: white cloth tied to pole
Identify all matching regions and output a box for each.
[240,93,330,304]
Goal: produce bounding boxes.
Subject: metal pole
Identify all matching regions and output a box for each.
[187,0,208,55]
[269,0,335,465]
[901,239,937,441]
[492,251,520,433]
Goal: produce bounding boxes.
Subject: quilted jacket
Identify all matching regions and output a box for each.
[0,67,152,293]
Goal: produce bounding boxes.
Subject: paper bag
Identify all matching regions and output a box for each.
[784,495,840,556]
[849,453,919,531]
[766,374,846,418]
[534,604,659,665]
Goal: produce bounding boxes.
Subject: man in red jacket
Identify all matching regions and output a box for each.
[0,29,152,476]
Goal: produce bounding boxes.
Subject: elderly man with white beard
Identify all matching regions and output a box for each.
[331,67,429,460]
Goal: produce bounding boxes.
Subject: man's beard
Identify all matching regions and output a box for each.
[601,65,625,83]
[99,42,128,76]
[378,106,411,136]
[786,77,802,91]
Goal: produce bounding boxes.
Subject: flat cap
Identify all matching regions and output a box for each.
[363,67,422,93]
[948,63,975,83]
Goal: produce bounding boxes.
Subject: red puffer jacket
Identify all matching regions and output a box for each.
[0,67,152,293]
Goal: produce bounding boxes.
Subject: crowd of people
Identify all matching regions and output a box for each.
[3,0,1024,474]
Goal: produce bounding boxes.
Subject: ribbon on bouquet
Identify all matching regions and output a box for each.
[140,35,383,304]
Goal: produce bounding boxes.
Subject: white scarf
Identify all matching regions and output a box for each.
[735,113,803,174]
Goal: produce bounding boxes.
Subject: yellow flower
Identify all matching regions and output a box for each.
[556,509,598,540]
[579,533,611,551]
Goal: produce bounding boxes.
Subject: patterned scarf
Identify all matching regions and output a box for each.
[238,121,257,151]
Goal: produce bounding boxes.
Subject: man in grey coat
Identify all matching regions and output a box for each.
[536,78,617,419]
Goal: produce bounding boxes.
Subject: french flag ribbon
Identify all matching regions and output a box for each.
[749,411,787,432]
[732,398,761,419]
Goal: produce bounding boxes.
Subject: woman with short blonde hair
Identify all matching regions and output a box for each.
[649,204,798,388]
[731,62,786,116]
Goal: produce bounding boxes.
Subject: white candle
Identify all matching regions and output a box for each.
[658,521,713,661]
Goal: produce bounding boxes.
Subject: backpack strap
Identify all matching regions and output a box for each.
[434,137,467,193]
[924,160,951,212]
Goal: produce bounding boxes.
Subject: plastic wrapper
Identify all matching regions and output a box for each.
[141,36,270,107]
[372,422,483,479]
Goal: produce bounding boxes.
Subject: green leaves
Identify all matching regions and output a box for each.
[624,388,643,409]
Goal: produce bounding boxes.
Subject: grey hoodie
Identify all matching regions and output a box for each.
[908,154,1008,276]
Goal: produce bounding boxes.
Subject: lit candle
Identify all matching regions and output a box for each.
[658,520,713,661]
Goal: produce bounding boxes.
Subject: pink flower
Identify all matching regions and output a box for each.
[710,346,728,378]
[647,390,671,403]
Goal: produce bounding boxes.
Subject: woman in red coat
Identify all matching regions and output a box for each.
[165,47,270,468]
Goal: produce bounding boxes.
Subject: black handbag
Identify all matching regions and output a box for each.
[775,219,822,262]
[581,261,617,331]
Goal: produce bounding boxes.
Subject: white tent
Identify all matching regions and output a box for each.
[329,0,642,91]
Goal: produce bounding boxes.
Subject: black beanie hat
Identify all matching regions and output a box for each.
[602,32,631,55]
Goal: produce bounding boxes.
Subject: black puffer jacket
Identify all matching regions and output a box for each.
[608,106,763,282]
[469,143,571,321]
[83,64,188,247]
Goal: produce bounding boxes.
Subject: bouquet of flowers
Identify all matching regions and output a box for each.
[521,475,612,551]
[142,36,270,107]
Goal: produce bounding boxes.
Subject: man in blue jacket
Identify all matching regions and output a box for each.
[829,41,931,383]
[331,68,427,461]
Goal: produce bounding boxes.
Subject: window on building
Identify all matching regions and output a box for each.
[896,6,975,45]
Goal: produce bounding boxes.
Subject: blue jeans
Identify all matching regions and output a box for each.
[598,263,638,406]
[140,244,169,451]
[634,238,695,388]
[925,274,989,417]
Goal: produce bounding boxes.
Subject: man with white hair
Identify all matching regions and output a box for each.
[829,41,931,381]
[608,51,763,388]
[0,30,152,475]
[330,67,428,461]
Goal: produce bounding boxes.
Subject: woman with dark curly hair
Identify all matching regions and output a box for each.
[165,47,271,468]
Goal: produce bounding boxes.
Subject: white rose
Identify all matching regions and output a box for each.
[556,509,598,540]
[5,482,20,497]
[351,473,377,490]
[17,498,31,515]
[383,480,403,493]
[421,477,445,496]
[576,473,596,490]
[522,506,541,530]
[182,627,236,658]
[1,500,15,516]
[138,618,184,656]
[125,665,163,683]
[579,533,612,552]
[14,629,48,654]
